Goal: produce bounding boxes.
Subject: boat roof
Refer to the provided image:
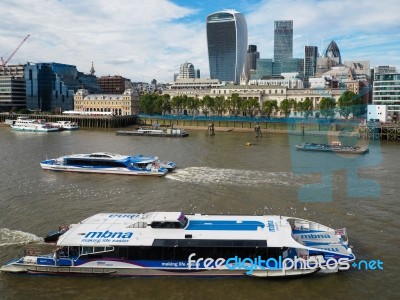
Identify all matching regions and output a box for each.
[57,212,315,249]
[63,153,130,160]
[57,153,158,163]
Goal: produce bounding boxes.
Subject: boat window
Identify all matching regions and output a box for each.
[80,246,115,256]
[65,159,127,168]
[151,222,182,229]
[179,217,189,228]
[88,154,112,158]
[128,221,147,228]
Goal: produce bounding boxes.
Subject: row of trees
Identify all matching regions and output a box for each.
[139,91,366,119]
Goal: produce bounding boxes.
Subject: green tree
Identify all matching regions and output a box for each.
[289,98,298,113]
[214,96,226,116]
[263,100,278,117]
[201,95,215,116]
[228,93,243,116]
[338,91,362,119]
[171,95,184,114]
[242,98,260,117]
[279,99,292,117]
[298,97,313,119]
[139,93,156,114]
[186,96,199,115]
[319,97,336,119]
[160,94,171,115]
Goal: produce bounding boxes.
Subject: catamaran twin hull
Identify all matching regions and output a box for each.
[40,163,167,176]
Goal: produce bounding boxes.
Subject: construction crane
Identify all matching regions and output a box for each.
[1,34,30,67]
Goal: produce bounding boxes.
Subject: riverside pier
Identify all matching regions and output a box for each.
[0,114,137,128]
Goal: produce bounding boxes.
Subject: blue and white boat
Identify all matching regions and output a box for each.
[0,212,355,277]
[40,152,170,176]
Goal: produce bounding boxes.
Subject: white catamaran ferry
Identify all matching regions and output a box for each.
[0,212,355,277]
[40,153,174,176]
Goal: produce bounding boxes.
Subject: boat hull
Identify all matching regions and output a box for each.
[0,260,320,278]
[40,163,167,177]
[116,130,188,137]
[11,126,59,132]
[295,144,369,154]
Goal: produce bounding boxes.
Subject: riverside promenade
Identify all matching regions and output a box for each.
[138,115,361,138]
[138,115,400,140]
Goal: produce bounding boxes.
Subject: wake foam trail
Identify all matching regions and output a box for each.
[0,228,44,246]
[166,167,309,186]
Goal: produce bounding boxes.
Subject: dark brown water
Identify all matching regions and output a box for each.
[0,127,399,300]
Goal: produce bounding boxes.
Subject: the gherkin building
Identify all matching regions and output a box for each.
[324,40,342,64]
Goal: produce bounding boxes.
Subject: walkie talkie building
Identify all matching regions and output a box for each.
[206,10,248,84]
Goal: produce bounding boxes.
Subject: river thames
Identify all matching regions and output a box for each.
[0,126,398,300]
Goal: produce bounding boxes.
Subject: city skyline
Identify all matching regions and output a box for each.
[1,0,399,83]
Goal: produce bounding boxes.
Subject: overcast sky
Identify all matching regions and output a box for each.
[1,0,399,83]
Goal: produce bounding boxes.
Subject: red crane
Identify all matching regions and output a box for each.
[1,34,30,67]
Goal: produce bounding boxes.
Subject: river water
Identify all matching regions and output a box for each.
[0,126,398,300]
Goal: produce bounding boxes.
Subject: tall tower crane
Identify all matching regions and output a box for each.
[1,34,30,67]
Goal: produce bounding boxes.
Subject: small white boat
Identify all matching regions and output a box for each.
[51,121,79,130]
[0,212,355,277]
[10,117,59,132]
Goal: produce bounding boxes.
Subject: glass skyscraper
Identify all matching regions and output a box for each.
[274,20,293,62]
[304,46,318,87]
[206,10,248,84]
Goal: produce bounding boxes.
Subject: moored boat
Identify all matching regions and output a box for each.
[0,211,355,277]
[40,152,170,176]
[50,121,79,130]
[295,142,369,154]
[116,127,188,137]
[10,117,59,132]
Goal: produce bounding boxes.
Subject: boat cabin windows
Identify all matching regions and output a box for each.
[131,163,151,170]
[77,244,287,262]
[151,221,183,229]
[79,246,114,258]
[128,221,147,228]
[88,154,113,158]
[65,158,127,168]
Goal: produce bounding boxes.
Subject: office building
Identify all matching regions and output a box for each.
[0,64,26,111]
[25,63,80,112]
[304,46,318,87]
[206,9,248,84]
[274,20,293,62]
[179,62,195,79]
[246,45,260,71]
[97,75,126,94]
[252,59,274,79]
[371,67,400,122]
[324,40,341,64]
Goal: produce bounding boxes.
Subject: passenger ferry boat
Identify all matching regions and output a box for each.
[0,212,355,277]
[116,126,188,137]
[51,121,79,131]
[295,142,369,154]
[40,152,172,176]
[10,117,59,132]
